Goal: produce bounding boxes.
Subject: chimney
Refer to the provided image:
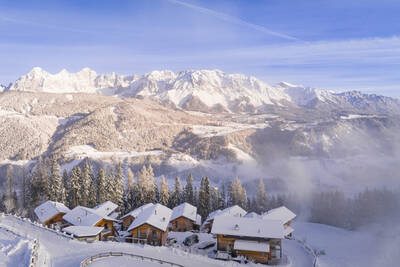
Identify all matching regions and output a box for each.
[162,217,166,221]
[154,209,157,215]
[77,217,81,223]
[234,224,239,231]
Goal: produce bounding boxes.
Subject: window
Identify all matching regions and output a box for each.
[138,230,141,237]
[175,221,178,228]
[152,230,157,239]
[104,224,108,229]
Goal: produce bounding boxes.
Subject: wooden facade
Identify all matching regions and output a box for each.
[170,216,195,232]
[129,223,168,246]
[44,212,67,228]
[121,216,134,231]
[216,234,282,264]
[94,219,115,240]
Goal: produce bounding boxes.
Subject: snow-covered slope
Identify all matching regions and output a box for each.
[7,67,400,114]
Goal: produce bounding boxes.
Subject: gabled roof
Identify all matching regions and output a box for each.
[218,205,247,218]
[93,201,118,216]
[170,202,197,222]
[121,203,154,220]
[244,212,261,219]
[127,203,172,232]
[63,226,103,238]
[34,201,70,224]
[211,216,284,239]
[204,209,222,224]
[262,206,296,225]
[63,206,117,227]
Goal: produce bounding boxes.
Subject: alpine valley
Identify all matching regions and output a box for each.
[1,67,400,191]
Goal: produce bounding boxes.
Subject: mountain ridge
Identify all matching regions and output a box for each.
[5,67,400,114]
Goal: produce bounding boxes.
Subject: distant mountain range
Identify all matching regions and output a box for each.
[3,67,400,114]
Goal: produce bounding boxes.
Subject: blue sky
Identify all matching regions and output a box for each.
[0,0,399,96]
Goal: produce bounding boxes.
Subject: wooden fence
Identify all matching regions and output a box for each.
[79,251,184,267]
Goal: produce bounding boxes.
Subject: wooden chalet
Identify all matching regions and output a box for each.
[202,205,246,233]
[170,202,201,232]
[127,203,172,246]
[62,206,117,240]
[211,216,284,264]
[34,200,70,229]
[262,206,296,238]
[93,201,118,217]
[121,203,154,231]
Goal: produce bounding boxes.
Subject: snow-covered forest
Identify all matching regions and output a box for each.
[0,158,398,230]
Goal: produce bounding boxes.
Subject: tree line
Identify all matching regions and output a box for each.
[0,158,276,223]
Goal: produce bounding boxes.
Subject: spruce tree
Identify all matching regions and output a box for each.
[105,168,115,202]
[210,186,219,211]
[256,179,268,213]
[159,175,169,206]
[184,173,195,205]
[124,168,135,213]
[68,166,81,208]
[80,160,92,206]
[61,169,69,204]
[4,166,17,213]
[30,157,45,209]
[218,184,226,209]
[114,163,124,208]
[48,157,63,202]
[169,176,183,207]
[198,177,211,220]
[97,167,107,203]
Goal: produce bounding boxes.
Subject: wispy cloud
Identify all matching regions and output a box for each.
[166,0,299,41]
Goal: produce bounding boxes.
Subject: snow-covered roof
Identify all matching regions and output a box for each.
[63,206,116,227]
[127,203,172,232]
[204,209,222,224]
[195,214,202,226]
[170,202,197,222]
[211,216,284,239]
[204,205,246,225]
[262,206,296,225]
[63,226,103,237]
[34,201,70,223]
[121,203,154,219]
[93,201,118,216]
[218,205,246,218]
[234,240,270,252]
[244,212,261,219]
[284,226,294,236]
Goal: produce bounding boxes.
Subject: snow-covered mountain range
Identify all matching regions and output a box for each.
[6,67,400,114]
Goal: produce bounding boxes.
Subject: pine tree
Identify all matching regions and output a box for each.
[68,166,81,208]
[169,176,183,207]
[210,186,219,211]
[87,173,97,208]
[159,175,169,206]
[256,179,268,213]
[42,157,51,200]
[105,168,115,202]
[30,157,45,209]
[218,184,226,209]
[229,177,247,209]
[114,163,124,208]
[79,160,92,206]
[124,168,135,213]
[20,167,30,213]
[48,157,63,202]
[184,173,195,205]
[198,177,211,220]
[97,167,107,203]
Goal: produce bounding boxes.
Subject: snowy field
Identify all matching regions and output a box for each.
[0,227,32,267]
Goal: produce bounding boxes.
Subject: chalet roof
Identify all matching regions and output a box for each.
[262,206,296,225]
[284,226,294,236]
[211,216,284,239]
[195,214,202,226]
[234,240,270,252]
[93,201,118,216]
[121,203,154,219]
[218,205,247,218]
[204,205,246,225]
[63,226,103,237]
[63,206,117,227]
[127,203,172,232]
[34,201,70,224]
[170,202,197,222]
[244,212,261,219]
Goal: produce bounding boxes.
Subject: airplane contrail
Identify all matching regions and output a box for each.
[166,0,299,41]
